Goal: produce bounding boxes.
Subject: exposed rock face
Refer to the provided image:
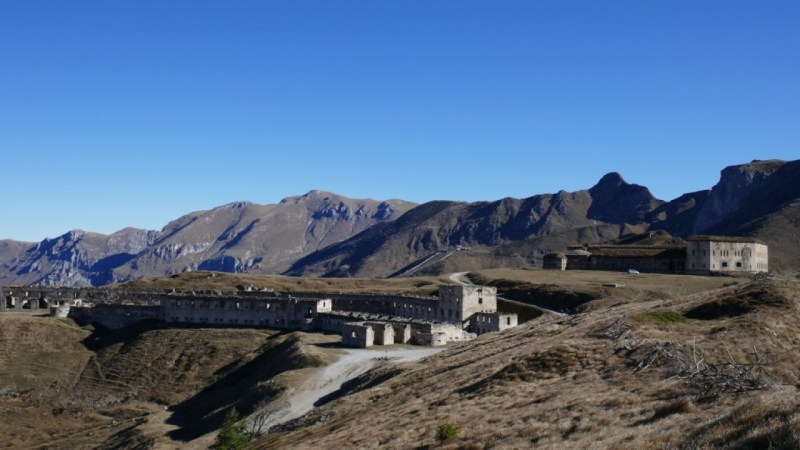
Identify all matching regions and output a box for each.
[692,160,787,234]
[288,160,800,277]
[588,172,663,223]
[0,192,416,286]
[286,174,666,278]
[2,159,798,285]
[1,229,159,287]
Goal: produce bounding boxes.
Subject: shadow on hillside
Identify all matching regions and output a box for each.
[165,332,323,442]
[81,320,165,352]
[314,365,404,409]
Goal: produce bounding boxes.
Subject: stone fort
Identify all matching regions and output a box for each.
[0,284,517,348]
[543,235,768,275]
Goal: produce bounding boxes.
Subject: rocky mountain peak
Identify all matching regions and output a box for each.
[586,172,661,223]
[280,190,339,205]
[691,159,790,234]
[591,172,627,190]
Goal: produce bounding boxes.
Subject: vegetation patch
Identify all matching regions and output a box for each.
[437,422,459,441]
[211,408,251,450]
[632,311,687,324]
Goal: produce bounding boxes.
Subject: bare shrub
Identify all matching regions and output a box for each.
[248,399,290,437]
[593,317,784,399]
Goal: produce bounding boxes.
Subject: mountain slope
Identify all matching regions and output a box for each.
[286,175,666,277]
[115,191,416,281]
[0,192,416,286]
[287,159,800,277]
[693,160,800,271]
[1,228,159,286]
[2,159,797,286]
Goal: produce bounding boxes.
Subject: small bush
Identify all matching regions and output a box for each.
[633,311,687,324]
[211,408,251,450]
[437,422,459,441]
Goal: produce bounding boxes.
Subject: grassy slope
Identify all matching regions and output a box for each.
[120,271,453,296]
[0,312,337,449]
[258,273,800,449]
[4,270,799,449]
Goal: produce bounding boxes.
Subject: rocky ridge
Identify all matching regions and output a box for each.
[0,192,415,286]
[1,159,798,286]
[287,159,800,277]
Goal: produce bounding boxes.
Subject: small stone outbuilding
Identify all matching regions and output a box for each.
[542,252,567,270]
[342,322,375,348]
[365,322,395,345]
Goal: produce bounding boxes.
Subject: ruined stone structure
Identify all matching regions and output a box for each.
[543,253,567,270]
[564,248,592,270]
[685,236,769,274]
[471,312,518,335]
[569,244,686,273]
[0,284,516,347]
[563,236,768,275]
[162,294,332,330]
[342,322,375,347]
[1,286,162,313]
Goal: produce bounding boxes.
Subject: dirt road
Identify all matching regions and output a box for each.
[268,347,443,427]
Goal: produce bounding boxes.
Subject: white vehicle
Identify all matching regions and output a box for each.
[627,269,640,274]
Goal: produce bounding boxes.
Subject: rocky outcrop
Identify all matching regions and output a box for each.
[288,160,800,277]
[0,192,415,286]
[2,159,798,285]
[2,229,159,286]
[692,160,787,234]
[286,173,666,278]
[588,172,663,223]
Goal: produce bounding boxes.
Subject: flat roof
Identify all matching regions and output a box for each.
[687,235,765,244]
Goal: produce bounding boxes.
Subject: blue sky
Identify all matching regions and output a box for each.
[1,1,797,242]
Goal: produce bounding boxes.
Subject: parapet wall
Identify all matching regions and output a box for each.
[69,305,162,329]
[2,284,509,346]
[161,295,328,330]
[1,286,166,311]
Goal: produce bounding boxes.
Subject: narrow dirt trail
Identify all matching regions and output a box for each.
[449,272,470,285]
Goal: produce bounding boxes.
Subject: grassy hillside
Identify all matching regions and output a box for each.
[0,313,339,449]
[120,271,452,296]
[257,275,800,449]
[3,270,798,449]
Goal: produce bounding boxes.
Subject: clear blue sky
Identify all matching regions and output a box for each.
[1,1,797,242]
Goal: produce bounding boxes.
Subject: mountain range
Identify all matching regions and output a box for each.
[1,159,798,286]
[0,192,416,286]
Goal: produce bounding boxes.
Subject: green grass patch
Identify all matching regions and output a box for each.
[437,422,459,441]
[633,310,687,324]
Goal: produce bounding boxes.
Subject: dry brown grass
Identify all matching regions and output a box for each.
[0,313,340,449]
[471,268,735,294]
[256,277,800,450]
[3,272,799,449]
[119,271,453,296]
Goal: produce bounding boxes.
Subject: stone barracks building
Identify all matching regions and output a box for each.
[1,284,517,348]
[549,235,768,275]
